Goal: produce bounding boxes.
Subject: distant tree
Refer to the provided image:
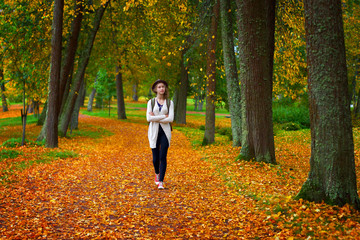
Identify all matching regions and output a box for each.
[295,0,360,209]
[94,68,116,117]
[115,65,127,119]
[87,77,97,112]
[174,36,192,124]
[58,1,109,137]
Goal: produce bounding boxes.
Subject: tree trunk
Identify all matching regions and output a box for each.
[58,2,109,137]
[236,0,276,163]
[116,65,127,119]
[203,0,220,145]
[59,0,84,113]
[295,0,360,209]
[132,83,138,101]
[198,97,204,111]
[37,101,47,126]
[353,56,360,116]
[28,100,34,114]
[21,77,27,146]
[87,88,96,112]
[174,42,190,125]
[70,79,85,131]
[46,0,64,148]
[0,69,8,112]
[33,100,40,118]
[220,0,242,147]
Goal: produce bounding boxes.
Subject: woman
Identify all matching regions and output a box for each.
[146,79,174,189]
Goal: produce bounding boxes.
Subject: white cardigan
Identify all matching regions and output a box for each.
[146,98,174,149]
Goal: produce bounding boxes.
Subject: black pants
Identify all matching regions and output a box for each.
[151,125,169,182]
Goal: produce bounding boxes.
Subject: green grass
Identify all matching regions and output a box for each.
[0,115,38,128]
[67,124,114,139]
[272,104,310,129]
[1,138,44,148]
[107,98,231,114]
[0,149,21,161]
[0,149,78,184]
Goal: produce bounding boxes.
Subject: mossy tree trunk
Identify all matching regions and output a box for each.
[116,65,127,119]
[295,0,360,209]
[58,2,109,137]
[220,0,242,147]
[46,0,64,148]
[203,0,220,145]
[235,0,276,164]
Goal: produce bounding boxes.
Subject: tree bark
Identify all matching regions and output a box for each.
[0,69,8,112]
[116,65,127,119]
[132,83,138,101]
[70,78,85,131]
[220,0,242,146]
[203,0,220,145]
[59,0,84,114]
[295,0,360,209]
[46,0,64,148]
[236,0,276,163]
[353,56,360,116]
[174,40,190,124]
[37,101,47,126]
[87,81,96,112]
[58,1,109,137]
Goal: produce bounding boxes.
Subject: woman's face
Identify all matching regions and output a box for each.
[156,83,166,95]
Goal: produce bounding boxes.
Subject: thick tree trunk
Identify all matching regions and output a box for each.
[236,0,276,163]
[46,0,64,148]
[220,0,242,147]
[116,65,127,119]
[295,0,360,209]
[203,0,220,145]
[59,0,84,113]
[174,44,190,124]
[58,2,109,137]
[0,70,8,112]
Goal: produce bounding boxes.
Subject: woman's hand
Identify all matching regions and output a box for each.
[165,114,169,118]
[149,112,155,116]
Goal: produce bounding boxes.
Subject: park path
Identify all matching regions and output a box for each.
[0,115,272,239]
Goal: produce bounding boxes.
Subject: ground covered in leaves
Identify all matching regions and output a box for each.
[1,104,360,239]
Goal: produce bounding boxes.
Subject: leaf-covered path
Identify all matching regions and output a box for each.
[0,115,272,239]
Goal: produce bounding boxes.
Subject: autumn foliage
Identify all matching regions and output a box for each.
[0,104,360,239]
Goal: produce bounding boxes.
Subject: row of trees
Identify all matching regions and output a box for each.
[1,0,360,209]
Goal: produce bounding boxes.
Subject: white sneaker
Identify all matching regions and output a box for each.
[158,182,164,189]
[155,174,160,185]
